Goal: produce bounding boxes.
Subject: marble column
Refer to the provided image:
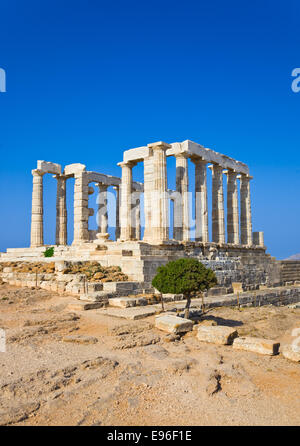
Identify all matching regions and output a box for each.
[113,186,120,240]
[210,164,225,244]
[193,158,209,243]
[73,171,89,244]
[143,156,154,242]
[226,170,239,244]
[133,191,141,241]
[55,175,67,245]
[96,183,108,235]
[174,153,189,241]
[239,174,253,245]
[30,169,45,247]
[148,141,170,243]
[119,161,135,241]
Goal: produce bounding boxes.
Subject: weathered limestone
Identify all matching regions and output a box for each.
[96,183,109,236]
[155,314,193,334]
[174,153,189,241]
[193,158,209,242]
[148,142,170,244]
[73,171,90,244]
[210,164,225,244]
[281,327,300,362]
[239,174,253,245]
[233,337,280,355]
[132,190,141,240]
[30,169,45,247]
[225,170,239,244]
[196,325,238,345]
[143,155,154,242]
[253,231,264,247]
[119,161,135,241]
[113,186,120,240]
[55,175,67,245]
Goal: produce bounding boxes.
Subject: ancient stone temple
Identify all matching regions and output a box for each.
[1,139,280,289]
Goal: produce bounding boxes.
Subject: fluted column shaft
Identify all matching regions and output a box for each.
[143,156,154,242]
[174,154,189,241]
[113,186,120,240]
[211,164,225,244]
[119,162,135,241]
[133,191,141,240]
[55,175,67,245]
[149,142,170,243]
[240,174,253,245]
[226,170,239,244]
[97,183,108,234]
[193,158,209,242]
[73,171,89,244]
[30,169,45,247]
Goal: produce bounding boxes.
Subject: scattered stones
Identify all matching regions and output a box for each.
[155,314,193,334]
[233,337,280,356]
[197,326,238,345]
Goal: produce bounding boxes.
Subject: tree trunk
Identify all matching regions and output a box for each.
[184,294,191,319]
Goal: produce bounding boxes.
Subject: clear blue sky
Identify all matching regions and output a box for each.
[0,0,299,259]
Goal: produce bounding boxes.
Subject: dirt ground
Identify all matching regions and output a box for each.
[0,283,299,426]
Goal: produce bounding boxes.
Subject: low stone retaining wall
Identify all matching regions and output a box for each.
[0,269,148,297]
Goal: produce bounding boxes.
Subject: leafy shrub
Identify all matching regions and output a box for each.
[44,247,54,258]
[152,258,217,318]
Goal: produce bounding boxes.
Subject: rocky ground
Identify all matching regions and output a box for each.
[0,283,299,426]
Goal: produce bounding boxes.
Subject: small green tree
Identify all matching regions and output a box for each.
[152,258,217,319]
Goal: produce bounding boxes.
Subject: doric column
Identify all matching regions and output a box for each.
[174,153,189,241]
[133,191,141,240]
[143,155,154,242]
[148,141,171,243]
[239,174,253,245]
[225,170,239,244]
[193,158,209,242]
[55,175,67,245]
[119,161,135,241]
[96,183,108,235]
[30,169,45,247]
[113,186,120,240]
[73,171,89,244]
[210,164,225,244]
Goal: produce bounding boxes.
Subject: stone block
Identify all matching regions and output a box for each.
[102,306,157,320]
[155,314,193,334]
[281,326,300,362]
[67,301,105,311]
[197,325,238,345]
[233,337,280,355]
[108,297,137,308]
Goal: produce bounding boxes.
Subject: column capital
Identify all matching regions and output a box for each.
[53,174,67,180]
[191,156,207,166]
[31,169,45,177]
[208,163,223,172]
[96,182,108,190]
[175,152,189,159]
[147,141,171,151]
[117,161,137,168]
[237,173,253,181]
[224,169,238,177]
